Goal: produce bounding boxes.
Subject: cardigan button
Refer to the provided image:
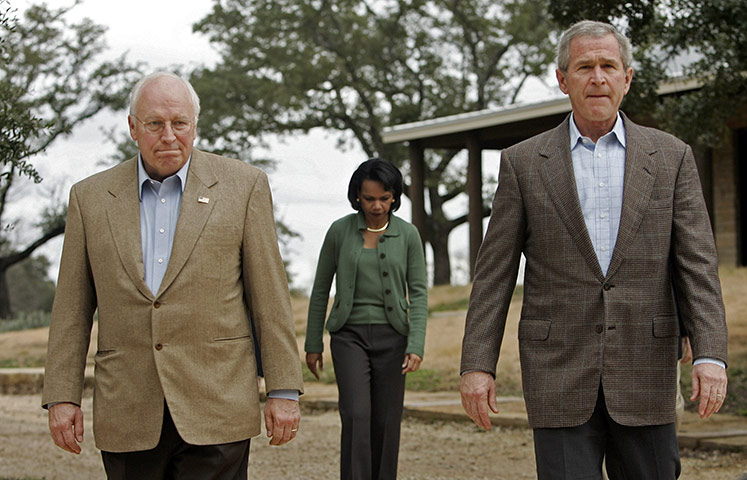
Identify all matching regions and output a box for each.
[382,271,389,277]
[379,237,385,243]
[380,253,386,259]
[385,289,391,294]
[387,306,393,312]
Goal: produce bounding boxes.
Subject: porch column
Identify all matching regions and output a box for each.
[408,140,427,246]
[466,132,483,279]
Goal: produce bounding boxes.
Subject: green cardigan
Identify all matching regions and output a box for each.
[305,212,428,357]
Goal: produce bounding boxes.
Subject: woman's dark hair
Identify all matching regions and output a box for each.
[347,158,403,212]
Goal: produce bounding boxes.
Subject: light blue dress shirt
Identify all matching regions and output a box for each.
[138,156,189,295]
[567,115,723,369]
[569,113,626,277]
[137,155,299,400]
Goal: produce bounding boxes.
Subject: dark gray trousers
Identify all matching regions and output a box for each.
[101,403,250,480]
[331,324,408,480]
[533,387,681,480]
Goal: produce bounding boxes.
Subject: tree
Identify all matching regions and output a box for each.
[7,254,56,314]
[193,0,555,284]
[656,0,747,146]
[0,1,140,318]
[0,0,46,182]
[547,0,747,147]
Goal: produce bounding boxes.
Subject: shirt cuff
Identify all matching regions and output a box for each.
[693,357,726,369]
[267,389,300,401]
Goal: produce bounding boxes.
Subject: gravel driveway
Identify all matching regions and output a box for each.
[1,394,744,479]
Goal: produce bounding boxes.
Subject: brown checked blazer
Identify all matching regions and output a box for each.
[461,113,727,429]
[42,149,303,452]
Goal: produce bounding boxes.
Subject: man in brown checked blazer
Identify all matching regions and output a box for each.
[42,72,303,479]
[460,21,728,479]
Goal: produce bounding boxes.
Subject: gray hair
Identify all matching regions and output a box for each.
[128,71,201,121]
[556,20,633,73]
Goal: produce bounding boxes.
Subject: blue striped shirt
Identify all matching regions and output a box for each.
[138,155,190,295]
[569,113,626,276]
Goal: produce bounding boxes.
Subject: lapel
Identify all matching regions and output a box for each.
[538,116,605,281]
[156,149,218,297]
[605,114,658,279]
[106,158,154,300]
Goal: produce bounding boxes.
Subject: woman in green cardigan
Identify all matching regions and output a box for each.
[305,158,427,480]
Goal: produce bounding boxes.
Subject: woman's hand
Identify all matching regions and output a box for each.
[401,353,422,374]
[306,352,323,380]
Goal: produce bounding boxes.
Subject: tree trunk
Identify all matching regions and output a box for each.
[426,189,454,285]
[0,222,65,319]
[0,268,10,319]
[430,224,452,285]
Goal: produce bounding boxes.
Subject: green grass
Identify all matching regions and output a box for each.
[301,363,337,385]
[0,356,45,368]
[406,368,449,392]
[428,298,470,314]
[428,284,523,314]
[0,477,47,480]
[0,311,51,333]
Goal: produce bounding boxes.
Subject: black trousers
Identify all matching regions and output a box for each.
[330,324,408,480]
[101,403,250,480]
[533,387,681,480]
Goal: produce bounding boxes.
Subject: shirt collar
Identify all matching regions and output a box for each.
[569,112,626,150]
[137,154,191,200]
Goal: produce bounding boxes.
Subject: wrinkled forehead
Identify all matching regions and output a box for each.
[569,34,624,64]
[134,77,196,118]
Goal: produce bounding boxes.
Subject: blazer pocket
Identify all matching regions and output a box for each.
[95,349,117,358]
[213,334,252,343]
[518,318,552,341]
[652,315,679,338]
[647,197,672,211]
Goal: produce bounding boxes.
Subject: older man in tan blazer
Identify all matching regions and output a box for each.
[460,21,727,479]
[42,71,303,479]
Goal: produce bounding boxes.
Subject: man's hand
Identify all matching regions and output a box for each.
[305,352,323,380]
[460,371,499,430]
[691,362,727,419]
[264,398,300,446]
[48,402,84,454]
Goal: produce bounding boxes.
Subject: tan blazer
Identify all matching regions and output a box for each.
[42,150,303,452]
[461,114,727,429]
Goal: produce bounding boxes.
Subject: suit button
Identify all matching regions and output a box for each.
[155,343,163,350]
[154,301,161,308]
[380,253,386,259]
[385,289,391,294]
[387,306,393,312]
[596,325,603,333]
[382,271,389,277]
[603,283,611,291]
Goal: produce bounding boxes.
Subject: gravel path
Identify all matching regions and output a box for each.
[0,395,744,479]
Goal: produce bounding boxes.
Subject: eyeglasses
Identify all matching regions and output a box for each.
[132,116,195,134]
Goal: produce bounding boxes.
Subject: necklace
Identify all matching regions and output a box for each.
[366,221,389,233]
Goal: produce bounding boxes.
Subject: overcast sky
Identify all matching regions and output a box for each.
[15,0,546,290]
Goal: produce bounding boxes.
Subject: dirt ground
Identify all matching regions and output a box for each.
[1,394,744,480]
